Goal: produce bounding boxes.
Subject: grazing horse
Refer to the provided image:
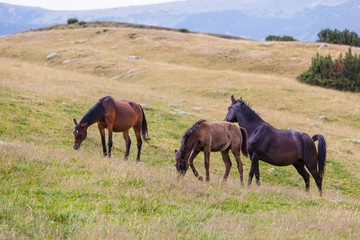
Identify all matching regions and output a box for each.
[73,96,149,161]
[174,119,248,184]
[224,96,327,195]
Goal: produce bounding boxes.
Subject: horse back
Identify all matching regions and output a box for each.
[249,124,309,165]
[102,98,141,132]
[198,121,242,152]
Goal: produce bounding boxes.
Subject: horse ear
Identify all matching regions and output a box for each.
[231,95,236,103]
[175,149,178,154]
[73,119,78,125]
[240,97,243,102]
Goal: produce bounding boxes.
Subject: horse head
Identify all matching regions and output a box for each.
[224,95,244,123]
[73,119,88,150]
[174,149,188,176]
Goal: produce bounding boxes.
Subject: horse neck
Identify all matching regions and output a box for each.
[237,114,266,136]
[80,103,103,126]
[179,135,196,160]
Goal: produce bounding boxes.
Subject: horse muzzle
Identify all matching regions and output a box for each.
[177,169,186,176]
[223,116,230,122]
[73,144,80,150]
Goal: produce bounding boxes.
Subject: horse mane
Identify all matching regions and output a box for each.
[80,96,110,124]
[237,99,260,121]
[179,119,206,158]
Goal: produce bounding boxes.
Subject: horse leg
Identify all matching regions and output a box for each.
[107,128,113,157]
[188,150,202,181]
[231,148,243,185]
[204,148,211,182]
[249,153,260,186]
[293,160,310,192]
[98,124,107,156]
[303,139,323,196]
[305,160,323,196]
[122,130,131,161]
[133,126,142,162]
[221,150,232,183]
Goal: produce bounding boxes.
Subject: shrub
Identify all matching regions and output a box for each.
[265,35,297,41]
[297,48,360,92]
[67,18,79,24]
[317,28,360,47]
[178,28,190,33]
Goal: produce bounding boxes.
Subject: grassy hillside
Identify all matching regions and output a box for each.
[1,23,360,239]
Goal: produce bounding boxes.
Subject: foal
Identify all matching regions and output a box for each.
[175,119,248,184]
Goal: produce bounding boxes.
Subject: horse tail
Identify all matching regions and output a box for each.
[312,134,326,178]
[139,105,150,141]
[240,127,249,157]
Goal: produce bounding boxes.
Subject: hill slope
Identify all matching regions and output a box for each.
[0,23,360,239]
[1,0,360,41]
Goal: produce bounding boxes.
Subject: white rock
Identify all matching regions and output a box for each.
[318,43,327,49]
[192,107,207,111]
[214,89,228,93]
[46,53,57,60]
[341,139,360,143]
[141,104,152,109]
[0,141,16,146]
[168,103,183,107]
[109,75,122,80]
[170,110,189,115]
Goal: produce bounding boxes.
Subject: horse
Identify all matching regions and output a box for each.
[224,96,327,195]
[73,96,149,161]
[174,119,248,184]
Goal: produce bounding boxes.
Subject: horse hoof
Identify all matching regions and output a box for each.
[198,176,203,182]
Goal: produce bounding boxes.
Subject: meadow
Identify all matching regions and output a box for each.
[0,23,360,239]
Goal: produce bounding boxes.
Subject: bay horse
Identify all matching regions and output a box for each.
[73,96,149,161]
[174,119,248,184]
[224,96,327,195]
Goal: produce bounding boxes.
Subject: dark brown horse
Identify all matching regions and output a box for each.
[175,119,248,184]
[73,96,149,161]
[224,96,327,195]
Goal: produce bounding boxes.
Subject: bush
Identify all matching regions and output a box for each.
[297,48,360,92]
[317,28,360,47]
[265,35,297,41]
[178,28,190,33]
[67,18,79,24]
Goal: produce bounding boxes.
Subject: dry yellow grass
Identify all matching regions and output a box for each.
[1,24,360,239]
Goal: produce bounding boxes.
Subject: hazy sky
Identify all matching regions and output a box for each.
[0,0,183,10]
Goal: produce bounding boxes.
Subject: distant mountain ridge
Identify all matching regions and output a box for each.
[1,0,359,41]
